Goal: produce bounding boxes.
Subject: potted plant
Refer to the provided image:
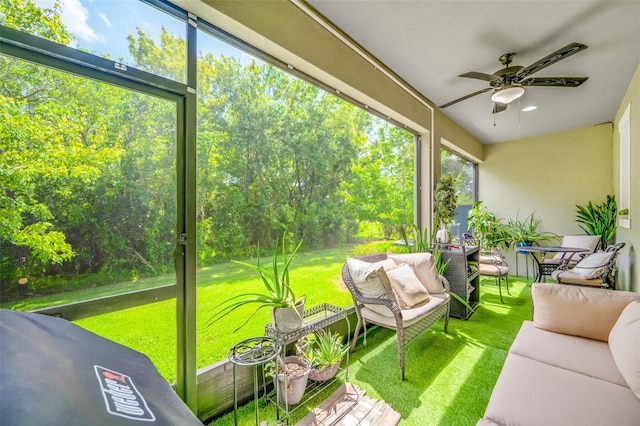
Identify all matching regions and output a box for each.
[467,201,504,249]
[497,212,558,249]
[575,195,617,249]
[297,330,348,382]
[272,355,311,405]
[206,233,306,333]
[434,176,458,243]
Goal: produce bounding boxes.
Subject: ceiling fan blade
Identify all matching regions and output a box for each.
[459,71,501,82]
[516,42,588,79]
[440,87,493,109]
[492,102,508,114]
[521,76,588,87]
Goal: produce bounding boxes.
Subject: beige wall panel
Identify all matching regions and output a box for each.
[479,124,613,268]
[613,65,640,292]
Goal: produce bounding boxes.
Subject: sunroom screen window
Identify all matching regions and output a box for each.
[3,0,187,83]
[441,148,476,241]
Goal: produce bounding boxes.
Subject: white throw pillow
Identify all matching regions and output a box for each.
[387,252,443,293]
[608,300,640,399]
[385,263,431,309]
[552,235,599,260]
[571,251,615,279]
[346,258,396,317]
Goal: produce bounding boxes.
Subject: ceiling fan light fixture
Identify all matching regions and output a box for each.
[491,86,525,104]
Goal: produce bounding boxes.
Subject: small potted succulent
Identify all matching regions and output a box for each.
[297,330,348,382]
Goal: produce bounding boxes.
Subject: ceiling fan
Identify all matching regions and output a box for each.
[440,42,589,113]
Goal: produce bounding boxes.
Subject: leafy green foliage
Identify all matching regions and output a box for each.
[1,0,415,299]
[467,201,504,248]
[497,212,558,248]
[434,176,458,229]
[575,195,617,248]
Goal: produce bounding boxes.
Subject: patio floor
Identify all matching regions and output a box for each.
[209,276,533,425]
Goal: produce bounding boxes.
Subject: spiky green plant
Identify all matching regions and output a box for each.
[575,195,617,249]
[497,212,558,248]
[298,330,348,369]
[206,234,305,332]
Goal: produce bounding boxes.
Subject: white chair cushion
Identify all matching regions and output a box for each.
[609,300,640,399]
[552,235,600,260]
[360,294,448,327]
[572,251,615,279]
[346,258,396,317]
[387,252,443,293]
[385,263,431,309]
[478,263,509,277]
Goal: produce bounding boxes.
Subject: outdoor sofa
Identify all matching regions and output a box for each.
[479,283,640,425]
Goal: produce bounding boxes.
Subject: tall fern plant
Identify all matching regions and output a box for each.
[575,195,617,249]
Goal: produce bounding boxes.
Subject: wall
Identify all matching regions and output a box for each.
[613,65,640,292]
[479,124,614,268]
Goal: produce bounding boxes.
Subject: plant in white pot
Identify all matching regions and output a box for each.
[297,330,348,382]
[206,234,306,333]
[434,176,458,244]
[271,355,311,405]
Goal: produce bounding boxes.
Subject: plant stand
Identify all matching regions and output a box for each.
[264,303,352,425]
[228,336,280,426]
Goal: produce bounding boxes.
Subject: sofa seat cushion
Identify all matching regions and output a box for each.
[483,354,640,426]
[360,293,448,328]
[510,321,627,386]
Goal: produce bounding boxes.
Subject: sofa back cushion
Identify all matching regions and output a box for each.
[609,300,640,399]
[532,283,640,342]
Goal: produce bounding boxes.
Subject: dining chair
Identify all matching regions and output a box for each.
[478,247,510,303]
[551,243,625,289]
[539,235,600,277]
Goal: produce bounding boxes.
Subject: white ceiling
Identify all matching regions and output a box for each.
[306,0,640,144]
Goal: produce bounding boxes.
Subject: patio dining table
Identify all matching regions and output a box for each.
[516,246,589,283]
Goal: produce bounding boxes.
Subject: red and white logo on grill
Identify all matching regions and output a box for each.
[94,365,155,422]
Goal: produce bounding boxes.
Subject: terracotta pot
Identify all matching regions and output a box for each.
[308,360,341,382]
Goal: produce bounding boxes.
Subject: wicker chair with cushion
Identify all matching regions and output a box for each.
[539,235,600,277]
[551,243,625,289]
[342,252,450,380]
[478,248,510,304]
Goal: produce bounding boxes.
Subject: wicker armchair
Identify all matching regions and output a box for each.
[341,253,450,380]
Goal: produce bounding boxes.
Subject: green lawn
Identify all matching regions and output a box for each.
[3,245,358,383]
[210,276,533,425]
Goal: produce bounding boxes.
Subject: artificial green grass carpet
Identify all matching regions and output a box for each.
[210,276,532,425]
